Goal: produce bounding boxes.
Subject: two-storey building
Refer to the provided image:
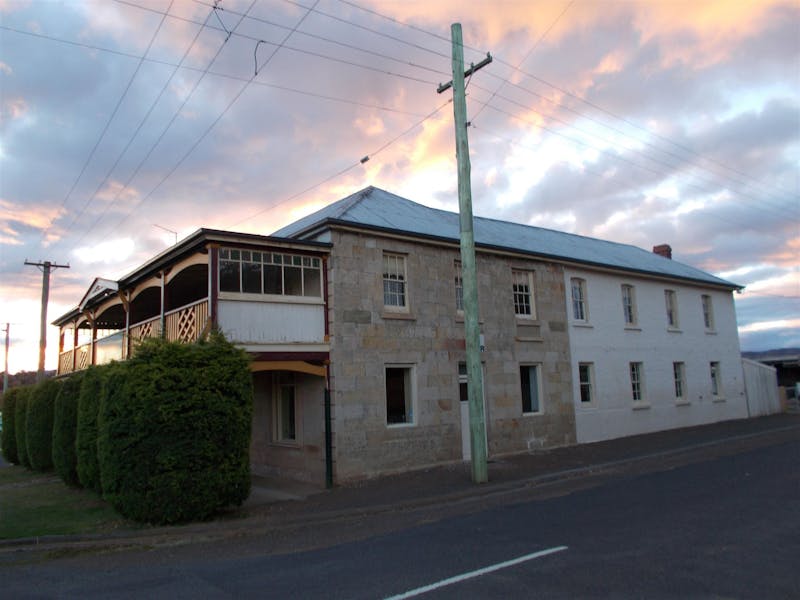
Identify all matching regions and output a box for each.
[54,186,747,485]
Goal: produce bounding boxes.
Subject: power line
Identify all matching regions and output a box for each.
[0,24,426,117]
[66,0,259,254]
[113,0,443,86]
[468,83,796,220]
[108,0,321,235]
[39,1,175,246]
[229,98,453,228]
[328,0,796,200]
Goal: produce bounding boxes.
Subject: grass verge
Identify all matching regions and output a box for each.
[0,465,135,540]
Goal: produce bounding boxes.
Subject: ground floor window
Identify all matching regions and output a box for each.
[386,365,415,425]
[274,373,297,442]
[710,362,722,398]
[673,362,686,401]
[630,362,645,403]
[520,364,542,414]
[578,363,594,404]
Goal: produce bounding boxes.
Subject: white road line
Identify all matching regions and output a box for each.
[383,545,568,600]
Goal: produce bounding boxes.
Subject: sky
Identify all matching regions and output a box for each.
[1,0,798,374]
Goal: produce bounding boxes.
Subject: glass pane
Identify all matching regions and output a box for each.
[303,267,321,297]
[219,260,240,292]
[242,261,261,293]
[284,266,302,295]
[263,264,282,294]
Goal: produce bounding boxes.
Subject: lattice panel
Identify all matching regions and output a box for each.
[175,307,197,342]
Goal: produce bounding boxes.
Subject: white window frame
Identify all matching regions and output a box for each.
[383,253,408,312]
[702,294,715,331]
[710,361,723,399]
[630,362,646,404]
[273,373,298,445]
[571,278,588,322]
[673,362,687,403]
[520,364,543,415]
[218,248,323,300]
[665,289,679,329]
[621,284,637,326]
[578,363,594,405]
[512,270,536,319]
[385,364,416,426]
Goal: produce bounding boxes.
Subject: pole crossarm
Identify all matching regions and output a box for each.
[437,53,493,94]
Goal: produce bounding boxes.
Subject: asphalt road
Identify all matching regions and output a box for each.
[4,438,799,598]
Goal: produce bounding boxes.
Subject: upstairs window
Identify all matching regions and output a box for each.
[571,278,588,322]
[219,249,322,298]
[512,270,536,318]
[665,290,679,328]
[383,253,407,309]
[701,294,715,330]
[621,284,637,326]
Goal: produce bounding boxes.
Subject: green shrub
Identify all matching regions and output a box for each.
[98,334,252,524]
[76,366,106,493]
[1,387,19,464]
[26,378,61,471]
[52,372,84,486]
[14,387,32,468]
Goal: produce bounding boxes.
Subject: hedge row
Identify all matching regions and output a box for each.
[0,333,253,525]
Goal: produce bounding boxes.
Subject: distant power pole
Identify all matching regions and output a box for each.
[3,323,8,394]
[438,23,492,484]
[24,260,70,382]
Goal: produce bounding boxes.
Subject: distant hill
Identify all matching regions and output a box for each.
[1,370,57,407]
[743,348,800,360]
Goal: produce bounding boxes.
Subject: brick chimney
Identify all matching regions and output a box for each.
[653,244,672,259]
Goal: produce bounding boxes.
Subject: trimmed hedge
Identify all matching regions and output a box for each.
[26,378,62,471]
[14,387,32,468]
[53,372,84,486]
[76,366,107,493]
[98,334,252,524]
[1,387,20,464]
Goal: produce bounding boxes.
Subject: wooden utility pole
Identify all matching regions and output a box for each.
[24,260,69,381]
[438,23,492,484]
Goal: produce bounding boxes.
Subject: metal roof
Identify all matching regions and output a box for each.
[274,186,740,290]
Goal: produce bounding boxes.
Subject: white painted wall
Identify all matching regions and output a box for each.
[565,268,748,443]
[742,358,781,417]
[218,299,325,345]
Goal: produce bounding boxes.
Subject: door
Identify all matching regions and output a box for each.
[458,362,488,460]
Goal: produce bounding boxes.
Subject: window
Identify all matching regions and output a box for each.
[383,253,407,309]
[578,363,594,404]
[454,261,464,312]
[458,362,468,402]
[710,362,722,398]
[621,284,637,326]
[219,248,322,298]
[665,290,679,328]
[512,270,536,318]
[274,373,296,442]
[702,295,715,330]
[571,278,587,321]
[520,364,542,414]
[673,362,686,401]
[386,366,414,425]
[629,362,645,403]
